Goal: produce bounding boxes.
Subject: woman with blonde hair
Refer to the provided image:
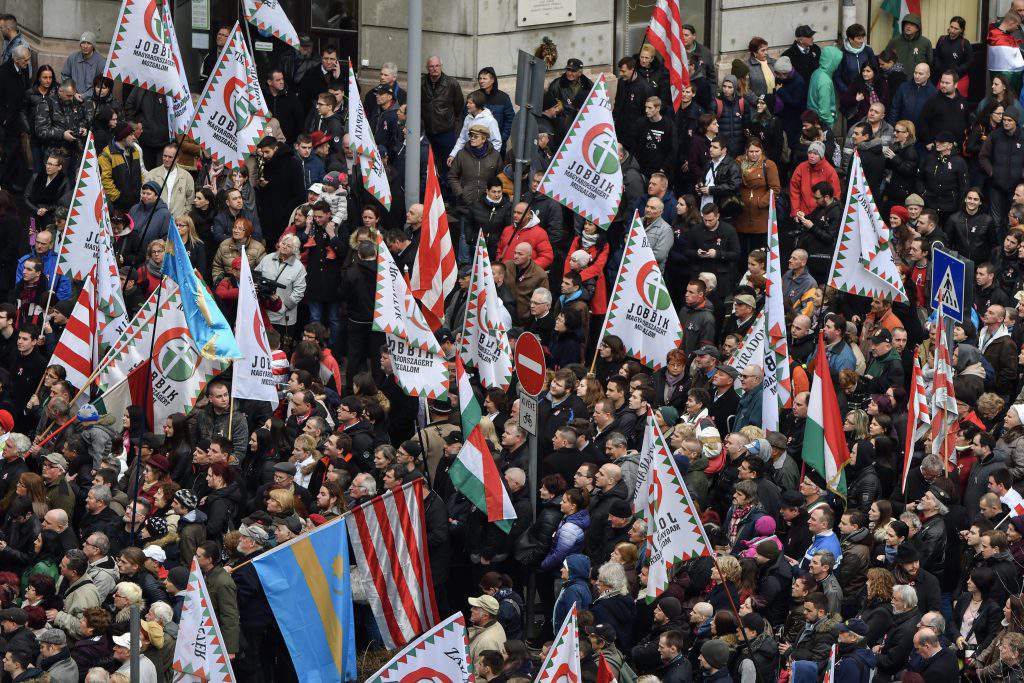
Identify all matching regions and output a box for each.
[882,119,918,212]
[173,213,207,275]
[709,554,741,613]
[266,488,295,518]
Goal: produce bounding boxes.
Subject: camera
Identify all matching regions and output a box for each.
[254,273,285,298]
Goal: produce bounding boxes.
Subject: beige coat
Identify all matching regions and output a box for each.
[468,619,506,664]
[144,164,196,219]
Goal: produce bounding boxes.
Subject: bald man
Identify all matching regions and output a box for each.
[980,304,1018,397]
[585,463,630,565]
[504,242,548,321]
[789,314,816,364]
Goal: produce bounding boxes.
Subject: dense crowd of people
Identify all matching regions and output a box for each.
[6,4,1024,682]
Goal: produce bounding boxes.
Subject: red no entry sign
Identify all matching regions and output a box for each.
[515,332,546,396]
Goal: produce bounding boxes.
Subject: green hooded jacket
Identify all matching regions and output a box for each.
[884,14,933,68]
[808,46,842,126]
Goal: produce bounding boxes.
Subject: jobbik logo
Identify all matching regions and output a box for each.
[624,258,673,336]
[130,0,175,70]
[562,121,619,201]
[151,327,199,406]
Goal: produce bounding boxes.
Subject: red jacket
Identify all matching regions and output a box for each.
[497,216,554,269]
[788,159,840,217]
[564,236,610,315]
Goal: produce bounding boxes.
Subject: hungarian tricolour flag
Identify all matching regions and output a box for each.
[450,354,516,531]
[802,332,851,496]
[880,0,920,34]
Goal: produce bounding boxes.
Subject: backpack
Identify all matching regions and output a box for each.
[715,97,746,117]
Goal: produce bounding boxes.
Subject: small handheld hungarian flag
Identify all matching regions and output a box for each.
[802,332,850,496]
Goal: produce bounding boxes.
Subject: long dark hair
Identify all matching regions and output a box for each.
[165,412,194,455]
[32,64,56,90]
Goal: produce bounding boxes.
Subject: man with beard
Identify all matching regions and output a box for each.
[538,370,587,456]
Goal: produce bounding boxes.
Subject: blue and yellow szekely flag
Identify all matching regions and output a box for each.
[162,217,242,361]
[253,515,357,682]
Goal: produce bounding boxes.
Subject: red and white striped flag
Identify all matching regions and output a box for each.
[50,266,99,391]
[930,317,959,470]
[1001,488,1024,516]
[645,0,690,111]
[902,350,931,493]
[410,147,456,331]
[345,479,439,649]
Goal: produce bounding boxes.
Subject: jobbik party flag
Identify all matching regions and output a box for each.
[763,192,793,431]
[536,605,581,683]
[409,147,457,331]
[538,74,623,229]
[164,217,242,361]
[365,612,471,683]
[95,277,229,427]
[348,61,392,209]
[191,22,267,169]
[727,308,767,388]
[254,514,357,682]
[903,351,931,493]
[242,0,300,48]
[50,227,128,391]
[598,211,683,371]
[803,332,851,497]
[373,236,449,399]
[159,0,194,137]
[231,254,280,406]
[451,354,516,531]
[633,409,712,601]
[828,150,908,303]
[171,557,236,683]
[55,133,109,281]
[346,479,439,649]
[459,232,514,390]
[105,0,189,100]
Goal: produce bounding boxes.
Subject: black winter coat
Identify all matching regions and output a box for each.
[876,608,920,678]
[0,59,29,136]
[857,597,893,646]
[514,498,563,568]
[34,95,90,154]
[202,481,243,539]
[919,151,968,213]
[980,125,1024,191]
[466,195,511,252]
[613,76,654,152]
[917,92,972,146]
[947,209,996,267]
[883,142,919,208]
[255,145,306,240]
[123,88,169,149]
[590,592,637,650]
[951,593,1002,654]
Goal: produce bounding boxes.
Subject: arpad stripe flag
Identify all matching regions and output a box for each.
[646,0,690,110]
[828,151,907,302]
[537,73,623,229]
[105,0,188,99]
[348,61,392,210]
[56,133,106,280]
[191,23,267,169]
[365,612,472,683]
[763,191,792,430]
[803,332,851,496]
[459,232,514,390]
[373,234,450,399]
[451,354,516,531]
[410,146,456,332]
[536,605,580,683]
[346,479,439,649]
[171,557,236,682]
[903,351,930,493]
[50,266,98,390]
[633,409,711,601]
[242,0,300,49]
[231,254,280,406]
[597,211,682,371]
[930,316,959,469]
[160,0,194,137]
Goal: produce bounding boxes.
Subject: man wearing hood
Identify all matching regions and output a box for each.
[552,554,592,631]
[126,181,172,264]
[885,13,933,69]
[497,204,554,269]
[979,304,1018,397]
[808,45,842,126]
[774,57,808,149]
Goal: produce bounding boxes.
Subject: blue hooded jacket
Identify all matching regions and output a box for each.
[553,553,592,629]
[541,509,591,571]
